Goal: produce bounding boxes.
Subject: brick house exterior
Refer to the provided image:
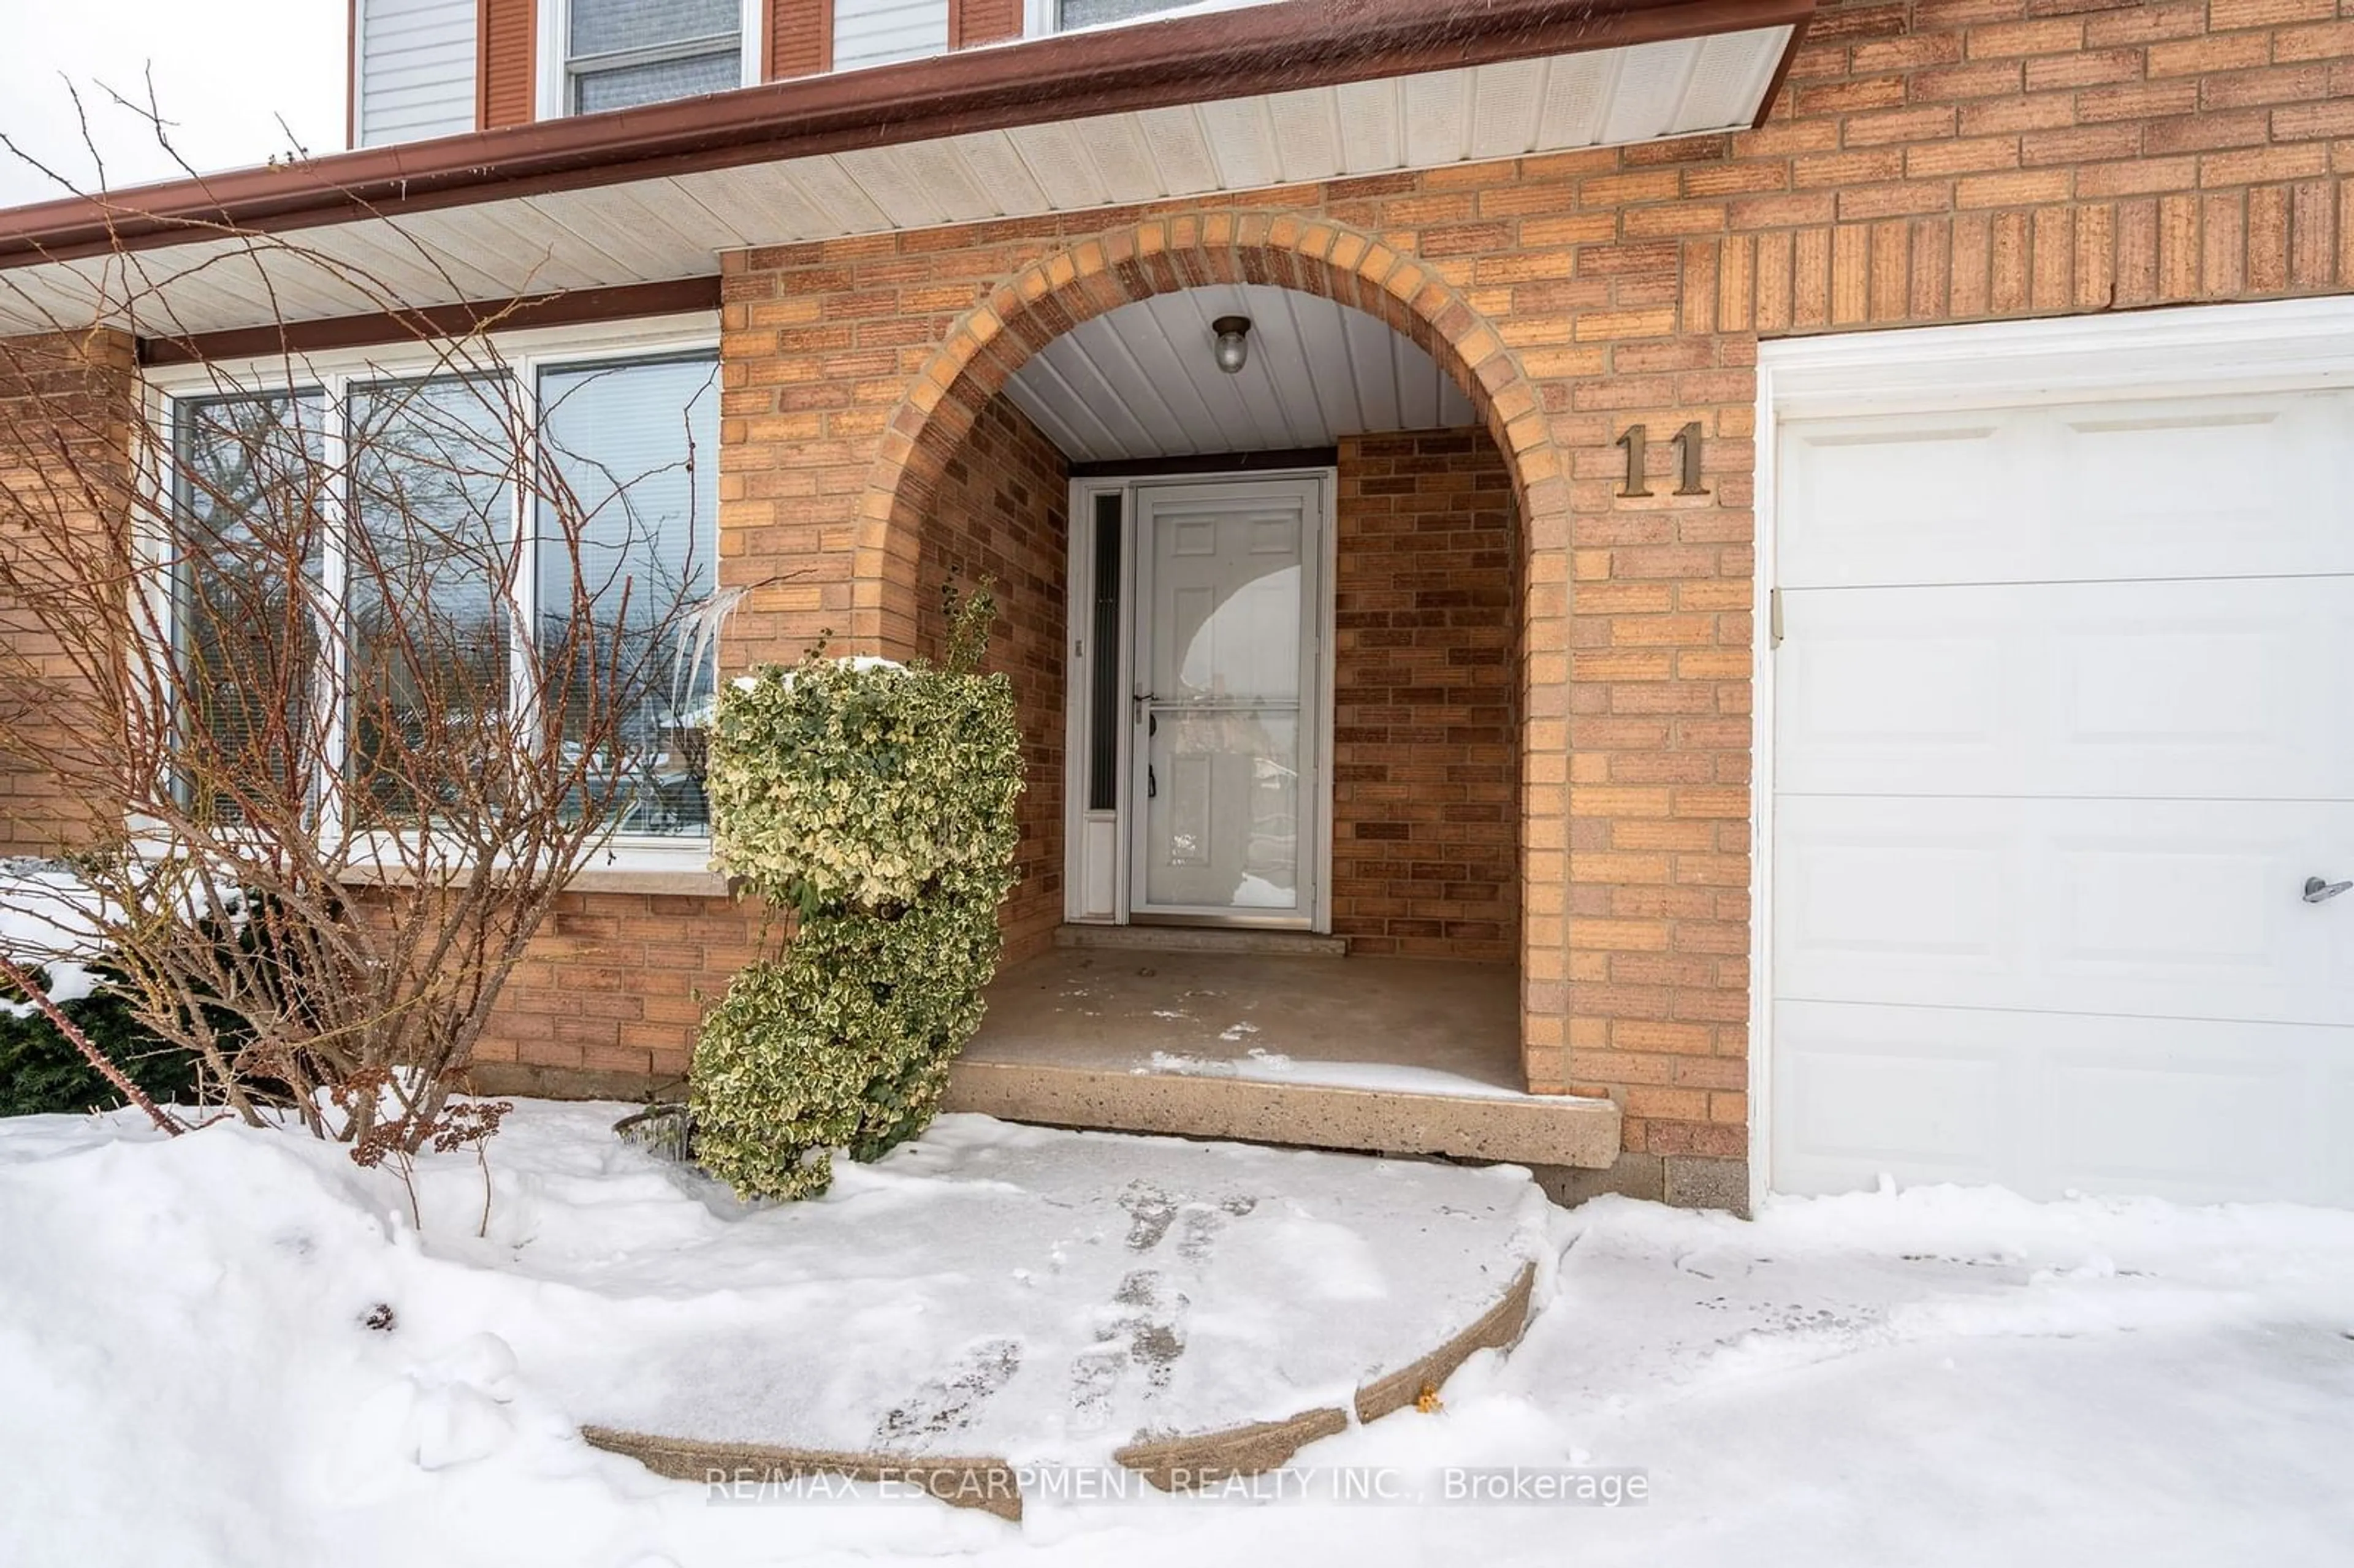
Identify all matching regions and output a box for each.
[4,0,2353,1208]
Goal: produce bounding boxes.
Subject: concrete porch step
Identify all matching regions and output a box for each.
[960,948,1619,1170]
[943,1058,1621,1170]
[1054,923,1347,957]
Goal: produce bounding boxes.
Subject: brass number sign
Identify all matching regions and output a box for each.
[1616,421,1708,498]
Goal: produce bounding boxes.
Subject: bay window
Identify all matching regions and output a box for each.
[163,337,721,853]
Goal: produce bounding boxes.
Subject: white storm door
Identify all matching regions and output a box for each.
[1130,478,1323,926]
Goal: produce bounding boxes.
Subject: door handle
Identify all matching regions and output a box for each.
[2304,876,2352,904]
[1133,688,1156,724]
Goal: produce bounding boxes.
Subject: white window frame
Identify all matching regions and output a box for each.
[536,0,766,121]
[140,312,725,885]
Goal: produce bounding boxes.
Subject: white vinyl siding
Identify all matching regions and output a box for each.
[355,0,479,147]
[831,0,951,71]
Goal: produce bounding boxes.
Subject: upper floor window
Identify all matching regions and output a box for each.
[566,0,745,113]
[1052,0,1189,29]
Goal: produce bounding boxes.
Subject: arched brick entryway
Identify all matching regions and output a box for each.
[847,211,1570,1094]
[852,213,1562,655]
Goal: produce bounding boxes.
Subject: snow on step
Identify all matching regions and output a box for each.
[541,1111,1549,1466]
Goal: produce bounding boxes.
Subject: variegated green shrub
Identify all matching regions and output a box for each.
[689,593,1021,1200]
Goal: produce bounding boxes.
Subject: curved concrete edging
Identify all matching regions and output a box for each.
[583,1258,1539,1520]
[579,1428,1028,1522]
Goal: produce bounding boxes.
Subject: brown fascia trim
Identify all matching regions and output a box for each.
[0,0,1812,268]
[135,276,722,367]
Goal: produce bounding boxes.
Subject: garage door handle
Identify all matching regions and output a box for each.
[2304,876,2352,904]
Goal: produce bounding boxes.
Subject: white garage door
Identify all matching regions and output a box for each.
[1769,326,2354,1206]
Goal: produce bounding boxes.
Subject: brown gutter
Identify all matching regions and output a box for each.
[0,0,1811,267]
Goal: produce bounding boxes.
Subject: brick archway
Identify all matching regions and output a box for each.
[851,211,1563,659]
[850,209,1569,1091]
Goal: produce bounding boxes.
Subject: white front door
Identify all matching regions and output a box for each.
[1129,478,1324,925]
[1769,368,2354,1206]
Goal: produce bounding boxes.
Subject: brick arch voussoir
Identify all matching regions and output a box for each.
[855,213,1558,655]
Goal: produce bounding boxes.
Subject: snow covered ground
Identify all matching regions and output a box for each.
[0,858,106,1010]
[2,1100,2350,1567]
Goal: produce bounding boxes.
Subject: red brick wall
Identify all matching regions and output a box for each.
[913,390,1068,964]
[26,0,2337,1189]
[1331,428,1520,964]
[474,889,765,1092]
[712,0,2354,1196]
[0,330,136,856]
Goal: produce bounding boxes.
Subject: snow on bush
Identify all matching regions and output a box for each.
[0,861,202,1116]
[691,592,1023,1199]
[0,859,105,1012]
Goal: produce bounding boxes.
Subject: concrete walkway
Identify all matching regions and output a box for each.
[576,1113,1549,1517]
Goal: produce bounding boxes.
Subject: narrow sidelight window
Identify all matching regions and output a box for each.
[1086,490,1122,813]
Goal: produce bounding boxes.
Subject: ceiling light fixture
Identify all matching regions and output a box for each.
[1211,315,1252,374]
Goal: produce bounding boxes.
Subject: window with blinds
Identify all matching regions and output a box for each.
[1056,0,1188,29]
[171,391,327,823]
[536,354,721,836]
[170,349,721,840]
[344,374,517,828]
[567,0,743,114]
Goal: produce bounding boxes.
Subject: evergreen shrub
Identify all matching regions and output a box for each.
[690,593,1021,1199]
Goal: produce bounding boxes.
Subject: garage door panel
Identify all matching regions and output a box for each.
[1774,1000,2353,1204]
[1779,387,2354,589]
[1777,822,2015,976]
[2046,1053,2291,1201]
[1779,421,2006,591]
[1777,576,2354,799]
[1776,796,2354,1026]
[1772,1016,2009,1190]
[2051,400,2350,574]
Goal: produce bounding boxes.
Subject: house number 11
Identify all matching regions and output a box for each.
[1616,421,1708,498]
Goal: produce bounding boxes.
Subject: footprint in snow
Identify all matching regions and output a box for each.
[1119,1179,1178,1252]
[1065,1269,1190,1430]
[874,1336,1024,1444]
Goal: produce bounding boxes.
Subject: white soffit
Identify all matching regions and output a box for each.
[1004,282,1477,460]
[0,26,1794,337]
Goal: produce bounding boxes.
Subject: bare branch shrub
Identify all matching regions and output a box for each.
[0,137,726,1148]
